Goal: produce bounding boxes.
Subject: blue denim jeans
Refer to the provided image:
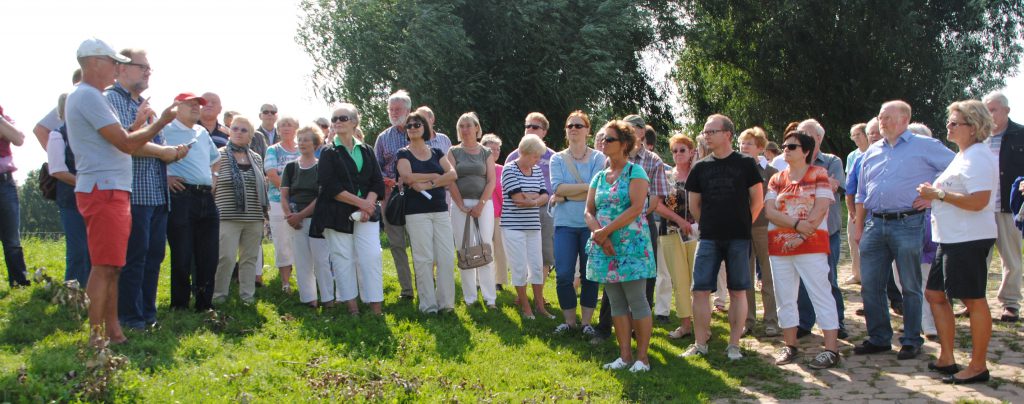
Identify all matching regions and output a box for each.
[167,190,220,311]
[860,213,925,347]
[797,231,846,330]
[692,239,752,291]
[118,204,168,329]
[554,226,598,310]
[57,182,91,287]
[0,180,28,287]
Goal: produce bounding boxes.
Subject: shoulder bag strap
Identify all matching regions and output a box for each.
[558,149,586,184]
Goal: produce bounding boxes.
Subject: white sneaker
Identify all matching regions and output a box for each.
[553,323,573,335]
[726,344,743,360]
[602,357,631,370]
[628,361,650,373]
[680,343,708,357]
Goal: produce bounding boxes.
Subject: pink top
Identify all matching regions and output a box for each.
[492,165,503,217]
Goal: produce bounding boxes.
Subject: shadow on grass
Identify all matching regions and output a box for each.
[0,287,84,351]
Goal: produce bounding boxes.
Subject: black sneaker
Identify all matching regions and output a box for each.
[837,328,849,340]
[896,345,920,360]
[853,340,892,355]
[774,345,798,365]
[809,350,841,369]
[655,315,671,324]
[796,328,812,339]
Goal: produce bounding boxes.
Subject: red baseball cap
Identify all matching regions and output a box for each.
[174,92,208,106]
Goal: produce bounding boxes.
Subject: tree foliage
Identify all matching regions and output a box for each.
[297,0,684,154]
[17,169,61,235]
[675,0,1024,155]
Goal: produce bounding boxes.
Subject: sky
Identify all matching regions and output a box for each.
[3,0,1024,183]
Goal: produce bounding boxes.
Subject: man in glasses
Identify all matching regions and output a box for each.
[198,92,229,148]
[374,90,452,300]
[252,103,278,158]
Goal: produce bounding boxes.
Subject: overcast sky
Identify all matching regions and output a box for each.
[3,0,1024,182]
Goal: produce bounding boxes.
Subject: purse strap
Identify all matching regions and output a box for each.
[462,215,486,250]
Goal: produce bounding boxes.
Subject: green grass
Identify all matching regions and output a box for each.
[0,237,803,402]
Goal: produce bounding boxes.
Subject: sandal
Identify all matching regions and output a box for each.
[668,327,692,339]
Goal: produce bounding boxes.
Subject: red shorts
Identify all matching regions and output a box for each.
[76,186,131,267]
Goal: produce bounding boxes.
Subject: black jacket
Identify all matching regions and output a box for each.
[998,119,1024,213]
[309,142,385,236]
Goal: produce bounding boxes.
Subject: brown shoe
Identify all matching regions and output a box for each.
[999,307,1020,322]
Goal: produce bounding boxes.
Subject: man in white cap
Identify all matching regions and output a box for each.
[65,38,186,346]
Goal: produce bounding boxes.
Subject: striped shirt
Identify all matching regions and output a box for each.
[501,161,548,230]
[214,151,265,222]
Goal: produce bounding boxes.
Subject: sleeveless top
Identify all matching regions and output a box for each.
[451,145,490,199]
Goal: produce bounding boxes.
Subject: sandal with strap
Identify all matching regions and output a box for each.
[668,327,692,339]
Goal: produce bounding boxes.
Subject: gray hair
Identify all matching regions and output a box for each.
[798,119,825,137]
[983,90,1009,108]
[907,123,933,138]
[334,103,361,126]
[517,134,547,156]
[388,90,412,109]
[481,133,502,147]
[277,115,299,129]
[866,117,879,131]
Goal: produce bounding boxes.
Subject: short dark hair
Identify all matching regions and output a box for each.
[783,131,816,164]
[406,111,434,142]
[72,69,82,84]
[644,125,657,148]
[604,120,637,157]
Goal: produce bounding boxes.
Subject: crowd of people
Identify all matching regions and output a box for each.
[1,38,1023,380]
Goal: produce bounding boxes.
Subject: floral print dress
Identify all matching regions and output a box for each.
[586,163,656,284]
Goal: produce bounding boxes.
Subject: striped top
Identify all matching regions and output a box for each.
[214,151,265,222]
[501,160,548,230]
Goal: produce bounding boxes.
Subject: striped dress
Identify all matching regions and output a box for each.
[500,161,547,230]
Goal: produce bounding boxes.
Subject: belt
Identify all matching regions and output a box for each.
[0,172,12,183]
[872,209,924,220]
[180,183,212,194]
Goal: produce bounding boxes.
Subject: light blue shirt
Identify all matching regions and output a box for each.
[65,83,132,192]
[550,149,606,228]
[164,120,219,186]
[856,130,954,213]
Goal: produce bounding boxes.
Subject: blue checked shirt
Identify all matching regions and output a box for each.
[374,126,452,179]
[105,83,168,206]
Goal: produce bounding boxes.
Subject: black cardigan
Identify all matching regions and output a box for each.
[309,142,385,236]
[997,119,1024,212]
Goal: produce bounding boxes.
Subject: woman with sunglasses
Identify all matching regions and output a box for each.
[312,104,386,315]
[398,111,458,314]
[264,116,301,293]
[212,116,268,305]
[765,131,840,369]
[550,110,606,335]
[655,133,698,339]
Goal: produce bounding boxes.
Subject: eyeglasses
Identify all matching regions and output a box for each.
[331,115,352,123]
[405,122,423,130]
[600,136,620,144]
[700,129,729,136]
[525,124,543,130]
[230,126,250,133]
[671,148,690,153]
[318,125,330,130]
[121,62,152,73]
[946,121,971,128]
[566,123,586,130]
[781,143,801,151]
[262,110,277,115]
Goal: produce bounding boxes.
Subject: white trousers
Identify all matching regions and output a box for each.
[770,253,839,330]
[451,199,496,305]
[653,243,674,316]
[324,221,384,303]
[268,203,295,267]
[502,228,543,287]
[291,218,332,303]
[406,211,456,312]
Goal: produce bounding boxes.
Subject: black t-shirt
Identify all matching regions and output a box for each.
[684,152,763,240]
[397,147,448,214]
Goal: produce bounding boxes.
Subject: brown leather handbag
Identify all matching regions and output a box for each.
[457,216,493,269]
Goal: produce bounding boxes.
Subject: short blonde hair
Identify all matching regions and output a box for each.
[737,127,768,148]
[456,112,482,141]
[947,100,993,143]
[297,126,323,148]
[229,116,255,144]
[525,112,549,130]
[517,134,547,156]
[277,115,299,129]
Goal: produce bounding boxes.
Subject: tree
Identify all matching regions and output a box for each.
[17,169,62,236]
[297,0,685,155]
[674,0,1024,157]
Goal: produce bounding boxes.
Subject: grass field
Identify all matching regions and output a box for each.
[0,237,803,402]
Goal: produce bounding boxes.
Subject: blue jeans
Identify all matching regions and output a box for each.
[860,214,925,347]
[797,231,846,330]
[118,204,168,329]
[0,180,28,287]
[57,182,91,286]
[692,239,752,291]
[554,226,598,310]
[167,190,220,311]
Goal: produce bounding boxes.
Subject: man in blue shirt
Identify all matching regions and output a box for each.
[853,100,954,359]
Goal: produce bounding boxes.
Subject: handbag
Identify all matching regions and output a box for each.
[39,163,57,201]
[457,216,493,269]
[384,183,407,226]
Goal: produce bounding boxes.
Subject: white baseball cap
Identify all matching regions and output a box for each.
[76,38,131,63]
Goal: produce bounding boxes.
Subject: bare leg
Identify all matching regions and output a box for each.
[533,283,553,317]
[280,265,293,289]
[345,299,359,315]
[728,290,748,345]
[822,329,838,352]
[633,315,653,365]
[782,327,797,347]
[957,298,991,378]
[693,290,712,344]
[926,289,956,366]
[86,265,121,346]
[612,314,634,362]
[368,302,383,315]
[106,273,124,342]
[516,286,533,317]
[562,309,577,327]
[581,307,596,326]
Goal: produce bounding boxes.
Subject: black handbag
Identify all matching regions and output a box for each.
[384,184,406,225]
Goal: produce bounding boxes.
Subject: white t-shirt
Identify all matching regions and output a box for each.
[930,143,998,243]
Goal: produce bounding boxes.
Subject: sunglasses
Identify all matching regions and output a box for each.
[331,115,352,123]
[405,122,424,130]
[230,126,250,133]
[601,136,620,143]
[262,110,277,115]
[566,123,587,130]
[781,143,801,150]
[946,121,971,128]
[525,124,543,130]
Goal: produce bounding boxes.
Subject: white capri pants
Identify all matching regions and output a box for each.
[770,253,839,330]
[324,221,384,304]
[451,199,496,305]
[268,203,295,268]
[502,228,543,287]
[291,217,332,304]
[406,211,456,312]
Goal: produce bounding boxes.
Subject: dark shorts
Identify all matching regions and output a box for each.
[926,238,995,299]
[692,239,751,292]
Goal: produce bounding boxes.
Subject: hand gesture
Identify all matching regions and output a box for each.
[158,101,179,124]
[133,98,156,128]
[168,175,185,192]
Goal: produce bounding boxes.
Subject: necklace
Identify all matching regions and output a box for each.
[570,147,589,161]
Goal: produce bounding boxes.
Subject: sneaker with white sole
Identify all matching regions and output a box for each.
[808,350,840,369]
[774,345,798,365]
[553,323,573,335]
[581,324,597,337]
[680,343,708,357]
[726,344,743,360]
[602,357,631,370]
[628,361,650,373]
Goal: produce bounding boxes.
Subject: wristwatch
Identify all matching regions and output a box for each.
[936,189,946,201]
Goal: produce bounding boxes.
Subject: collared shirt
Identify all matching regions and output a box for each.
[845,149,863,174]
[164,120,219,186]
[374,126,453,179]
[856,130,955,213]
[986,129,1005,206]
[813,152,845,234]
[203,121,230,148]
[105,82,168,206]
[628,147,670,198]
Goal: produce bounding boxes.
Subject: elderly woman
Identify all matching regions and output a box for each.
[551,110,606,334]
[264,116,301,292]
[916,100,997,384]
[281,126,331,308]
[657,133,697,339]
[447,112,498,308]
[765,131,840,369]
[482,134,510,290]
[586,120,655,373]
[502,134,553,319]
[313,103,386,315]
[46,94,91,286]
[212,116,268,305]
[399,111,458,314]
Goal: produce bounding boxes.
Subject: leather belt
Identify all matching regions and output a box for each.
[872,210,923,220]
[180,183,212,193]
